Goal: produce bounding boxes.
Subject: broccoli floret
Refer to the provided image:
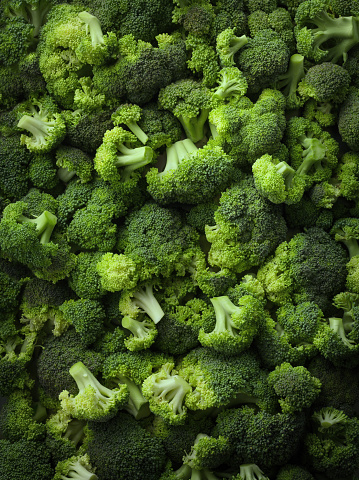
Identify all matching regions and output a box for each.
[268,362,321,414]
[29,152,59,191]
[304,407,359,479]
[338,88,359,151]
[185,34,220,87]
[118,283,165,325]
[330,217,359,258]
[17,95,66,153]
[59,361,129,422]
[216,28,249,67]
[238,29,290,93]
[198,295,264,355]
[85,411,167,480]
[158,79,214,143]
[294,0,359,63]
[94,126,154,183]
[37,329,102,401]
[257,228,348,313]
[146,139,234,205]
[53,453,98,480]
[275,53,306,109]
[142,362,192,425]
[0,439,53,480]
[112,103,148,145]
[96,252,139,293]
[56,145,93,184]
[275,464,315,480]
[214,405,306,469]
[205,175,287,274]
[213,66,248,102]
[121,315,157,352]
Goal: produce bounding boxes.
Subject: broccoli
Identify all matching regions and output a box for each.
[338,88,359,151]
[121,315,157,351]
[216,28,249,67]
[53,453,98,480]
[212,67,248,102]
[111,103,148,144]
[55,145,93,184]
[59,361,129,422]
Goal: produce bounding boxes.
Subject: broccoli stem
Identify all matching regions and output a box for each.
[152,374,191,414]
[337,238,359,259]
[114,145,153,172]
[239,464,268,480]
[131,284,164,324]
[313,407,347,430]
[276,53,305,99]
[126,120,148,145]
[117,374,150,419]
[63,419,86,446]
[311,13,356,54]
[57,167,77,183]
[210,296,239,336]
[297,137,326,175]
[328,317,355,348]
[18,210,57,244]
[178,109,210,143]
[223,35,249,65]
[213,75,245,100]
[161,139,198,175]
[78,11,104,46]
[276,161,296,189]
[175,465,219,480]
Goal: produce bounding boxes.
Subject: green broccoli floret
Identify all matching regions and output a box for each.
[111,103,148,144]
[294,0,359,63]
[198,295,264,355]
[29,152,59,191]
[53,453,98,480]
[96,252,139,293]
[59,361,129,422]
[238,29,290,93]
[275,464,315,480]
[257,227,348,313]
[117,202,203,280]
[56,145,93,184]
[158,79,214,142]
[118,283,164,325]
[330,217,359,258]
[185,33,220,87]
[252,153,306,204]
[298,62,351,105]
[183,433,231,471]
[17,95,66,153]
[304,407,359,479]
[0,438,53,480]
[212,66,248,101]
[69,251,105,300]
[85,411,167,480]
[94,126,154,183]
[214,405,306,469]
[0,388,46,441]
[216,28,249,67]
[285,116,339,191]
[142,362,192,425]
[121,315,157,351]
[338,88,359,151]
[146,138,234,205]
[335,151,359,200]
[205,175,287,274]
[268,362,321,414]
[59,299,106,347]
[172,0,216,36]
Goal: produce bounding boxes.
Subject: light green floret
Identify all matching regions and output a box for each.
[142,362,192,425]
[121,315,157,352]
[53,453,98,480]
[17,97,66,153]
[236,463,270,480]
[59,362,129,422]
[183,434,231,471]
[112,104,149,145]
[56,145,93,184]
[212,67,248,102]
[252,154,306,204]
[198,295,263,355]
[119,283,165,324]
[96,252,139,292]
[216,28,248,67]
[94,126,154,183]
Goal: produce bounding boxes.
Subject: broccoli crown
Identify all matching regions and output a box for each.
[238,29,290,92]
[213,405,306,469]
[206,175,287,274]
[0,439,53,480]
[0,134,31,200]
[298,62,351,104]
[258,227,348,312]
[85,412,167,479]
[338,88,359,151]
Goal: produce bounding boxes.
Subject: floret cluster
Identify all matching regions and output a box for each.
[2,0,359,479]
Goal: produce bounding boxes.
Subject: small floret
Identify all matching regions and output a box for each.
[121,315,157,351]
[111,103,148,144]
[56,145,93,183]
[53,453,98,480]
[213,66,248,102]
[59,361,129,422]
[216,28,249,67]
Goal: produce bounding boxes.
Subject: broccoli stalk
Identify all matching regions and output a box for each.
[160,139,198,176]
[328,317,355,348]
[112,104,149,145]
[276,53,305,109]
[121,315,157,351]
[238,464,269,480]
[213,67,248,102]
[78,11,104,46]
[313,406,348,430]
[120,284,165,324]
[330,219,359,259]
[115,374,151,420]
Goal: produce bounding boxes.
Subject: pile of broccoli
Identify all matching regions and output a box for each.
[2,0,359,479]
